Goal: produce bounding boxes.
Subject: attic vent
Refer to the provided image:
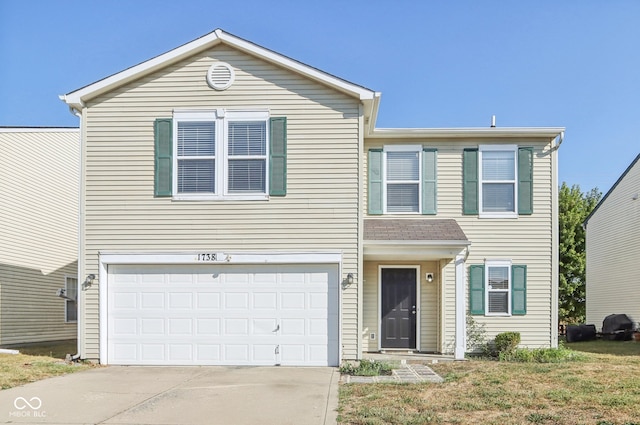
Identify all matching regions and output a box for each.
[206,62,235,91]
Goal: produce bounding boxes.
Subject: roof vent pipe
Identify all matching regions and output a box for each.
[490,115,496,128]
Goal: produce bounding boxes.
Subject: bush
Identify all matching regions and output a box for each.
[500,346,586,363]
[466,314,489,353]
[494,332,521,356]
[339,359,394,376]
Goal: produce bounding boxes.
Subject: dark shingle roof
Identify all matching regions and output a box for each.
[364,219,468,242]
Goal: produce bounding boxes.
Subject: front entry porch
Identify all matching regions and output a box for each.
[362,219,471,360]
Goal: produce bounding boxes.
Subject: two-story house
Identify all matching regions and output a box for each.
[61,29,562,365]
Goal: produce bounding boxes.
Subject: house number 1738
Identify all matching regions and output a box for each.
[197,253,217,261]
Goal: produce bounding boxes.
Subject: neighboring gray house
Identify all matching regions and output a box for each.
[0,128,79,345]
[60,29,563,366]
[585,153,640,329]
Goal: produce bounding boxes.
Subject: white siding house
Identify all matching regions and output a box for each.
[61,29,562,365]
[0,128,79,345]
[585,154,640,330]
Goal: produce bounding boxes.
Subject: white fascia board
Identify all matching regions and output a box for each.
[368,127,565,139]
[364,241,470,261]
[61,29,376,109]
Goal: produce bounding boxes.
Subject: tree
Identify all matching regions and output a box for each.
[558,182,601,324]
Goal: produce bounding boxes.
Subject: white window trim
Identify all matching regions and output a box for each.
[484,259,512,317]
[382,145,422,214]
[478,144,518,219]
[64,275,78,323]
[172,109,270,201]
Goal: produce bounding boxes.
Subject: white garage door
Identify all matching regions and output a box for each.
[106,263,339,366]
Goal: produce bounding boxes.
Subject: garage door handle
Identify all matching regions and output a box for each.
[273,324,280,332]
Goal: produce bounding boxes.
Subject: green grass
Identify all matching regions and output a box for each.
[566,338,640,356]
[338,341,640,425]
[340,359,395,376]
[10,339,78,359]
[0,340,91,390]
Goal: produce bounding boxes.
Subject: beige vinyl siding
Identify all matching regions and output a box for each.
[362,260,440,352]
[586,160,640,329]
[81,45,361,360]
[0,130,79,344]
[364,138,555,352]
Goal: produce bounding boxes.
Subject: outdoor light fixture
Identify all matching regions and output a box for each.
[347,273,354,285]
[341,273,356,290]
[82,274,96,289]
[426,273,434,283]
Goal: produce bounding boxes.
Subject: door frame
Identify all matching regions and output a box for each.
[377,265,421,351]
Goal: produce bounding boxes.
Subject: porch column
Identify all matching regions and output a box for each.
[454,253,466,360]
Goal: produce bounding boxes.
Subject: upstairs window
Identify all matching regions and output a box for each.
[227,121,267,193]
[385,147,420,213]
[177,121,216,193]
[368,146,437,215]
[479,146,517,216]
[172,110,269,200]
[463,145,533,217]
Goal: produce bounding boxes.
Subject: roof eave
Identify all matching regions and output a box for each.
[61,29,376,109]
[364,240,471,246]
[364,241,470,260]
[367,127,565,139]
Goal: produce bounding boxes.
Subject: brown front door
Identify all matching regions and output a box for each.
[381,268,417,349]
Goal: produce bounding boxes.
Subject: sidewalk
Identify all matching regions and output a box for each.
[341,363,444,384]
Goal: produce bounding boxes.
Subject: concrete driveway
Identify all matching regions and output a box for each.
[0,366,339,425]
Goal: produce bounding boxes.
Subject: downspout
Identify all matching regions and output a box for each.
[550,130,563,348]
[61,99,84,361]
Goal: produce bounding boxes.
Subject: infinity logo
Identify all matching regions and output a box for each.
[13,397,42,410]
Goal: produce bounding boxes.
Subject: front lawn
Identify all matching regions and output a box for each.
[0,340,91,390]
[338,343,640,424]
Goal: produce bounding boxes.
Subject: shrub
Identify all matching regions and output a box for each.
[466,314,489,354]
[500,346,586,363]
[339,359,394,376]
[494,332,521,356]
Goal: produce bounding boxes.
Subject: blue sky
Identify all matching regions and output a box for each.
[1,1,639,194]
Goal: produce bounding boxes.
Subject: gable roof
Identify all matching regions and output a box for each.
[584,152,640,226]
[60,28,380,131]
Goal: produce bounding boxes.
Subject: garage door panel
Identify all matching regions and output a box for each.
[196,293,220,309]
[107,263,338,366]
[224,292,249,309]
[141,293,164,309]
[196,345,220,361]
[196,318,220,335]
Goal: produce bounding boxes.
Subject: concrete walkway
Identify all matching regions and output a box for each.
[342,363,444,384]
[0,366,338,425]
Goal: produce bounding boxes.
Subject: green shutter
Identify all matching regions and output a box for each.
[463,148,479,214]
[154,118,173,197]
[511,265,527,315]
[469,265,485,315]
[269,117,287,196]
[518,147,533,215]
[422,148,437,215]
[368,149,383,215]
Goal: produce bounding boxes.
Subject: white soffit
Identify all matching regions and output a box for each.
[368,127,565,139]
